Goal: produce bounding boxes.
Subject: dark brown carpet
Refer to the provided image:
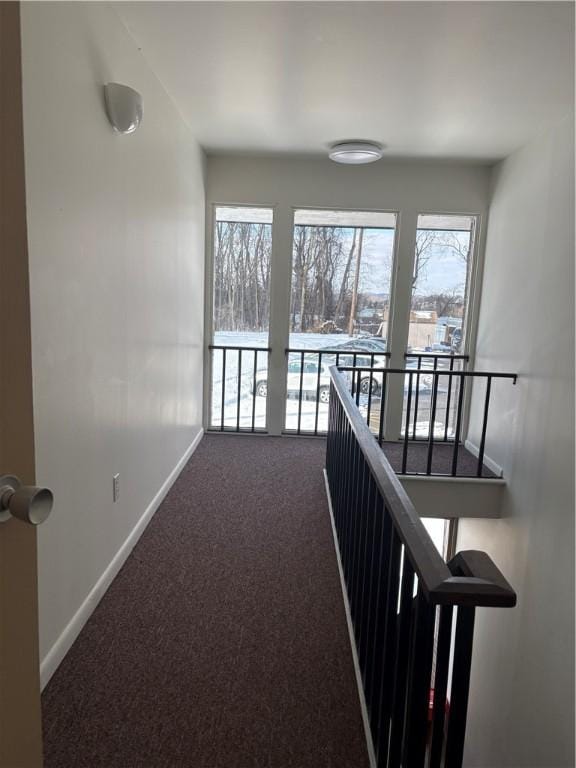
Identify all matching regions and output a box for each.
[42,435,369,768]
[381,440,496,478]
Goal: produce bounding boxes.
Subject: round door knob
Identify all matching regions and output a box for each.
[0,475,53,525]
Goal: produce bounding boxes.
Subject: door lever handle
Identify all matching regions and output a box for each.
[0,475,53,525]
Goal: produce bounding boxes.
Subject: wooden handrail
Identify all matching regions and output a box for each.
[329,366,517,607]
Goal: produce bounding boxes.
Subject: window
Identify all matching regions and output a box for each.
[404,214,476,439]
[207,203,480,439]
[212,206,273,347]
[408,214,475,354]
[286,209,397,432]
[289,209,396,344]
[210,206,273,430]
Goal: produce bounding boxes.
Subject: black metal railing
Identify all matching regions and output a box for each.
[404,354,469,440]
[405,352,469,368]
[341,366,517,477]
[326,367,516,767]
[208,345,271,432]
[284,348,390,436]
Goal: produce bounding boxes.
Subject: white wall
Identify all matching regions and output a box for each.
[459,116,575,766]
[20,2,205,681]
[207,155,491,212]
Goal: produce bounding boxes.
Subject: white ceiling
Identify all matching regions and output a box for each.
[116,1,574,162]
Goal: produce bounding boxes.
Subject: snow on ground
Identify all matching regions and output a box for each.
[210,331,457,435]
[210,331,364,431]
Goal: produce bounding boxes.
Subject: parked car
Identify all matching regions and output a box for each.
[253,357,332,403]
[253,353,434,403]
[327,337,388,395]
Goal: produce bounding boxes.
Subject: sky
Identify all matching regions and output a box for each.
[330,226,470,297]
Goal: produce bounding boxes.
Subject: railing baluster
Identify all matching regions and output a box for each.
[477,375,492,477]
[358,474,377,670]
[359,492,384,678]
[351,437,363,596]
[412,356,422,439]
[251,350,257,432]
[367,368,374,430]
[348,441,363,617]
[360,495,392,712]
[387,551,415,767]
[297,351,304,435]
[348,441,361,615]
[378,372,387,446]
[402,585,436,766]
[336,398,346,533]
[344,433,357,584]
[339,420,350,571]
[451,373,465,476]
[445,608,476,768]
[353,456,371,644]
[431,355,439,440]
[402,372,413,474]
[236,349,242,430]
[314,352,322,435]
[430,606,454,768]
[426,372,439,475]
[220,348,227,431]
[372,525,401,759]
[445,356,455,441]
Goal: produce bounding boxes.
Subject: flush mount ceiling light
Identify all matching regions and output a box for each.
[329,141,383,165]
[104,83,143,134]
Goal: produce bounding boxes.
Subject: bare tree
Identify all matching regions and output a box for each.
[412,230,437,289]
[213,221,272,333]
[334,228,358,323]
[429,290,464,318]
[347,228,364,335]
[413,229,471,291]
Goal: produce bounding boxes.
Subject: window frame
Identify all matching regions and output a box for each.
[203,200,485,440]
[203,202,278,431]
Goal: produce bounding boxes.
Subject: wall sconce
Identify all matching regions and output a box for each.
[104,82,143,134]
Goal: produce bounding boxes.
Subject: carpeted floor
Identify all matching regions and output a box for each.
[42,435,369,768]
[381,440,496,478]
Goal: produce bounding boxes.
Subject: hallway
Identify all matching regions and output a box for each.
[42,435,369,768]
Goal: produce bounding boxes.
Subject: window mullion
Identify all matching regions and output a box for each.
[266,205,293,435]
[384,209,418,441]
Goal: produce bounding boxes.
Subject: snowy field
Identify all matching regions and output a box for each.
[209,331,460,437]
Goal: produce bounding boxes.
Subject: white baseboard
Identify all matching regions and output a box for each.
[464,439,503,477]
[323,468,377,768]
[40,428,204,690]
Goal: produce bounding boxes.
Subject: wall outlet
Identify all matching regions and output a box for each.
[113,473,120,502]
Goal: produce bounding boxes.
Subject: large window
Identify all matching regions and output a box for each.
[403,214,476,439]
[408,214,475,354]
[207,204,479,438]
[289,209,396,344]
[212,206,273,347]
[210,206,273,430]
[286,209,397,432]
